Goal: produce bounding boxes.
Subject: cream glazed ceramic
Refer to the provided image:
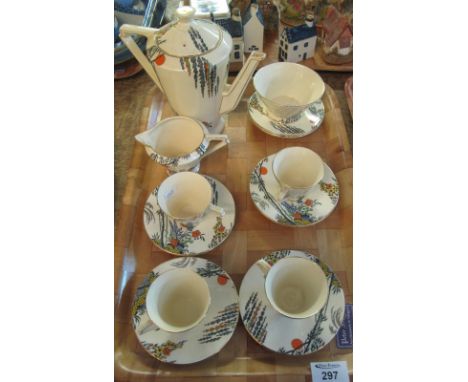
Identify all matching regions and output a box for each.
[239,250,345,355]
[120,6,266,133]
[272,147,324,201]
[156,172,225,226]
[248,92,325,138]
[253,62,325,120]
[250,154,339,226]
[132,257,239,364]
[143,175,235,256]
[135,116,230,172]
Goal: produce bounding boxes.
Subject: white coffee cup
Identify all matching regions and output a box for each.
[272,147,324,201]
[157,172,224,224]
[145,268,211,332]
[253,62,325,120]
[135,116,229,173]
[261,257,328,319]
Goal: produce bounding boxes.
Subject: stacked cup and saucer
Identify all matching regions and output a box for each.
[248,62,326,139]
[250,146,339,227]
[239,249,345,355]
[132,116,238,364]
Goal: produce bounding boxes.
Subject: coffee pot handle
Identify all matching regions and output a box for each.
[203,134,230,158]
[119,24,164,93]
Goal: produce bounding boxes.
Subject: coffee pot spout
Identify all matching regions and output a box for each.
[219,51,266,115]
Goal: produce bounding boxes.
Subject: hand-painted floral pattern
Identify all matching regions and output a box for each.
[270,120,305,135]
[196,261,225,278]
[179,57,219,98]
[277,197,322,225]
[277,268,343,355]
[248,93,325,138]
[198,303,239,344]
[249,155,339,227]
[264,249,291,266]
[131,271,159,327]
[143,176,235,256]
[141,340,186,361]
[239,250,345,356]
[133,258,239,364]
[151,215,206,255]
[320,179,340,204]
[208,216,231,249]
[242,292,268,344]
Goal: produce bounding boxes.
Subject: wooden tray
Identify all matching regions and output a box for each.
[115,83,353,381]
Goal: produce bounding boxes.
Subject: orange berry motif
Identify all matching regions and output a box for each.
[163,347,171,356]
[192,230,201,238]
[217,275,228,285]
[217,225,225,233]
[170,239,178,247]
[260,166,268,175]
[293,212,301,220]
[291,338,303,349]
[304,199,312,206]
[154,55,165,65]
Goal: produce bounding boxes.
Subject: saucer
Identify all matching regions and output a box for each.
[143,175,235,256]
[249,154,339,227]
[239,250,345,355]
[248,92,325,139]
[132,257,239,364]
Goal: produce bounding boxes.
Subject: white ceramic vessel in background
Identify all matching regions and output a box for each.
[135,116,229,172]
[120,6,266,133]
[253,62,325,120]
[272,147,324,201]
[259,256,328,319]
[145,268,211,332]
[157,172,225,225]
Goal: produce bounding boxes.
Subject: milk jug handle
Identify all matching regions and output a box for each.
[203,134,230,158]
[119,24,164,92]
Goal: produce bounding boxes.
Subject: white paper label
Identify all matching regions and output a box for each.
[310,361,349,382]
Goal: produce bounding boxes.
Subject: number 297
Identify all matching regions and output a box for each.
[322,371,338,380]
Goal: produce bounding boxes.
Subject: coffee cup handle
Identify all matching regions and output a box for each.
[209,203,225,216]
[203,134,230,159]
[256,259,272,276]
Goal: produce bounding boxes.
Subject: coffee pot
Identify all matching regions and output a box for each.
[120,6,266,133]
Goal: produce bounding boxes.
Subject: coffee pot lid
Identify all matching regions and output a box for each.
[155,6,223,57]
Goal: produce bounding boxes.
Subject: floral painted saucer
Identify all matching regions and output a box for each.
[143,175,235,256]
[248,92,325,138]
[132,257,239,364]
[249,154,339,227]
[239,250,345,355]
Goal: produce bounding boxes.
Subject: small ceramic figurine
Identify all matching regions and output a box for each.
[278,12,317,62]
[321,5,353,64]
[243,0,264,52]
[213,8,245,63]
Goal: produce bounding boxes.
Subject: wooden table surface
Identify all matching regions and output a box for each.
[115,79,353,381]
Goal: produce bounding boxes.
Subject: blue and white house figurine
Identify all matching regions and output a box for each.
[213,8,245,63]
[243,0,264,53]
[278,12,317,63]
